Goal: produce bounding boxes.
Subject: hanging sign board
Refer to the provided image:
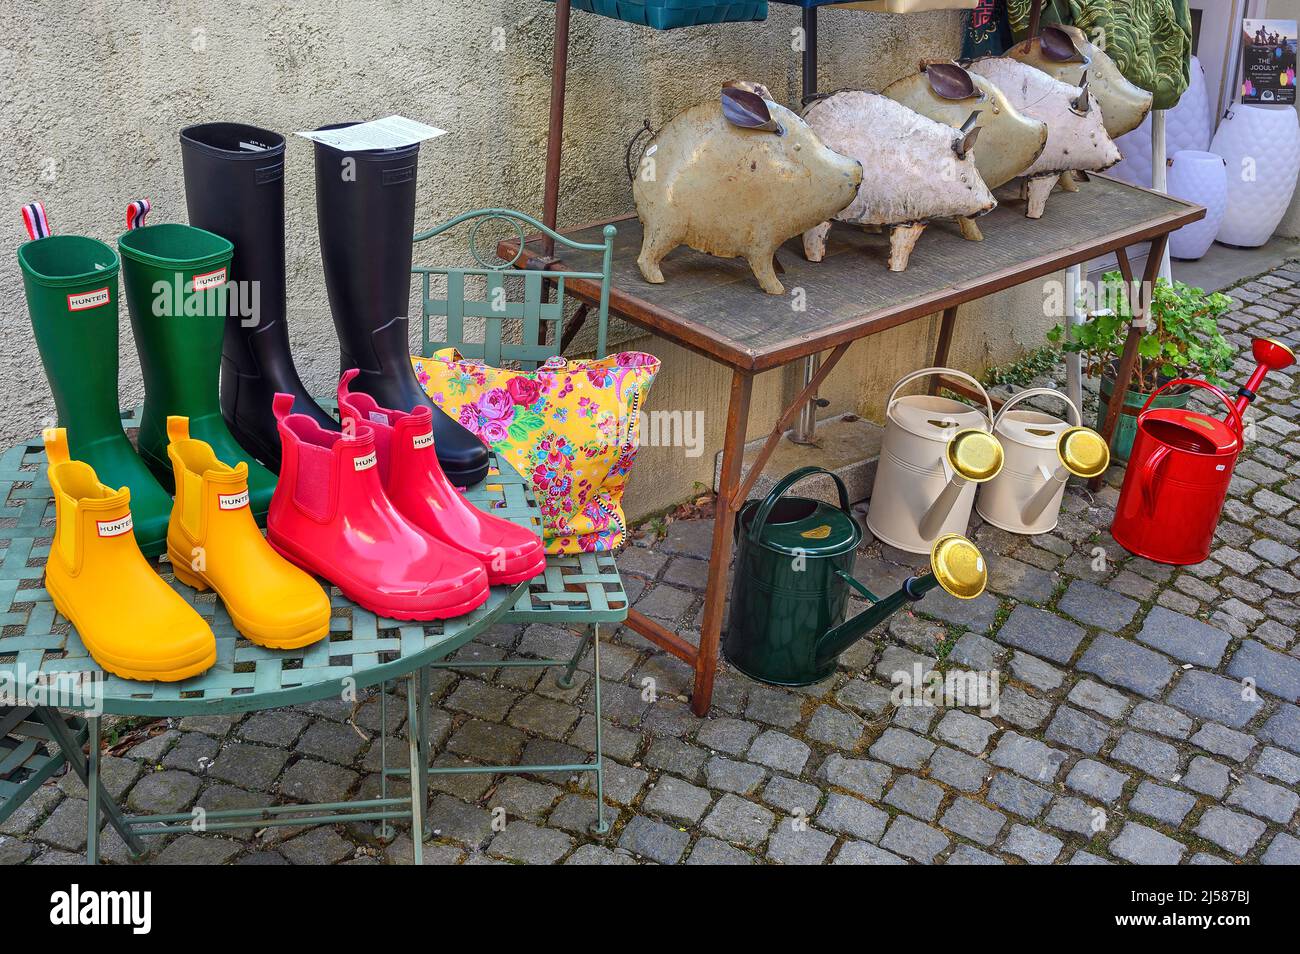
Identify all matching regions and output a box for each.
[296,116,446,151]
[1241,19,1297,105]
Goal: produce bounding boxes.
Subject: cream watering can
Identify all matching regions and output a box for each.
[976,388,1111,535]
[866,368,1004,554]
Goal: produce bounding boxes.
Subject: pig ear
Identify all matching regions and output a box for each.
[721,86,783,135]
[926,62,978,100]
[1070,72,1093,115]
[1040,26,1085,62]
[953,112,982,160]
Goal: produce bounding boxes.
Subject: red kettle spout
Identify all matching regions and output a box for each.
[1232,338,1296,418]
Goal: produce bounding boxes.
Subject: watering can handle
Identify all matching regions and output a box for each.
[746,466,852,545]
[992,387,1082,427]
[1138,444,1170,515]
[886,367,995,424]
[1139,378,1244,439]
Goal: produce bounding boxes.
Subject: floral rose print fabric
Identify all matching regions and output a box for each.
[411,349,660,554]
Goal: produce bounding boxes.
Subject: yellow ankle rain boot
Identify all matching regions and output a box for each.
[42,428,216,682]
[165,416,329,649]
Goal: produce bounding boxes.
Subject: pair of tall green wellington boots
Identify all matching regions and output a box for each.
[18,202,276,556]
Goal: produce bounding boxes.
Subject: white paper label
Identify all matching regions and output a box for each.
[96,514,133,538]
[368,411,388,425]
[192,268,227,291]
[219,490,249,510]
[412,431,434,450]
[67,287,111,311]
[353,451,377,472]
[295,116,447,151]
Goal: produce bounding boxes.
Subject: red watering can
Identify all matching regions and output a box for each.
[1112,338,1295,565]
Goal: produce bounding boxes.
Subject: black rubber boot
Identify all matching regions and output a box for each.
[313,122,489,488]
[180,122,338,472]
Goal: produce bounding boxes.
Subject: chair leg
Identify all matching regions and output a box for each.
[556,628,595,690]
[86,715,100,864]
[589,624,608,836]
[375,681,395,842]
[405,672,425,866]
[39,708,144,858]
[416,666,431,839]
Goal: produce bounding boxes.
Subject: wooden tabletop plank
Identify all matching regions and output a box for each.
[508,176,1204,373]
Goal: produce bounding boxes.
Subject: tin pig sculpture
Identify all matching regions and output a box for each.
[882,62,1047,240]
[801,91,995,272]
[966,57,1121,219]
[634,86,863,295]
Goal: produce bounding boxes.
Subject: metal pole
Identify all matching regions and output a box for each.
[1151,110,1173,282]
[541,0,572,259]
[792,5,822,446]
[1065,264,1083,411]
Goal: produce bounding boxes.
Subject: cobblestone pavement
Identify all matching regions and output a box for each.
[6,266,1300,866]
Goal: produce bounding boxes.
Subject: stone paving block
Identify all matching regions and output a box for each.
[238,712,310,747]
[987,772,1052,819]
[763,775,823,817]
[917,589,1001,634]
[642,776,713,825]
[280,828,355,865]
[893,705,937,734]
[1257,746,1300,785]
[564,844,637,865]
[279,758,358,804]
[997,686,1054,730]
[1261,832,1300,865]
[1064,759,1129,803]
[805,705,865,750]
[127,770,201,815]
[939,797,1006,846]
[1009,652,1065,691]
[645,738,708,782]
[1227,639,1300,701]
[295,721,366,766]
[884,774,944,821]
[445,680,516,721]
[833,840,907,865]
[570,715,640,763]
[491,778,563,822]
[994,605,1086,664]
[766,821,837,865]
[1045,706,1111,755]
[489,821,575,864]
[744,685,804,728]
[948,632,1007,670]
[869,728,935,770]
[506,694,580,741]
[927,745,989,792]
[701,794,775,849]
[1110,822,1185,865]
[1076,635,1176,699]
[934,710,998,755]
[704,757,767,797]
[1044,796,1104,837]
[1004,824,1063,864]
[1190,723,1257,763]
[591,761,649,807]
[1059,579,1139,631]
[1110,732,1180,780]
[1225,775,1300,825]
[447,719,527,763]
[696,717,760,756]
[875,645,936,684]
[618,816,689,864]
[879,815,949,863]
[1128,781,1196,826]
[1194,806,1267,857]
[835,679,894,717]
[818,754,892,800]
[208,743,290,792]
[989,731,1067,783]
[1182,755,1231,798]
[685,837,755,865]
[1135,607,1231,667]
[1067,680,1130,720]
[1128,702,1193,739]
[152,834,241,866]
[987,556,1057,603]
[816,792,888,842]
[1167,671,1264,729]
[1261,704,1300,754]
[946,845,1006,865]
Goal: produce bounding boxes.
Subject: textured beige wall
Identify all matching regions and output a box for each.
[1266,0,1300,236]
[0,1,1056,520]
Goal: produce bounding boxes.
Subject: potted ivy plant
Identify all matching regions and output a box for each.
[1048,272,1235,461]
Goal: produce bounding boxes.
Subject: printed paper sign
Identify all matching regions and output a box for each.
[296,116,447,152]
[1242,19,1297,104]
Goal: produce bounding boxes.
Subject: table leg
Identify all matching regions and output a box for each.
[692,370,753,717]
[375,681,394,842]
[928,306,959,393]
[405,673,425,866]
[416,667,431,839]
[86,715,100,865]
[1091,236,1169,490]
[41,709,144,857]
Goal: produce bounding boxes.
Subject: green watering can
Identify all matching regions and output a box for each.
[723,466,988,686]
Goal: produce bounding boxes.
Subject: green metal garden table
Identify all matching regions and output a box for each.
[0,408,628,864]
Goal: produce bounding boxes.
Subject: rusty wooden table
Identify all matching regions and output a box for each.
[507,174,1203,715]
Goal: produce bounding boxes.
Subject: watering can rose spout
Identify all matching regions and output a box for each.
[814,534,988,671]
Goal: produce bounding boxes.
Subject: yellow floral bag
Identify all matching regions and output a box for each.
[411,349,660,554]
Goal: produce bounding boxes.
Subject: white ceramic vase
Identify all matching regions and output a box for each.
[1211,104,1300,247]
[1166,150,1227,259]
[1110,56,1213,188]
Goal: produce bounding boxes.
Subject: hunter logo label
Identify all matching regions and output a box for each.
[191,267,227,291]
[218,490,249,510]
[412,431,434,450]
[96,514,133,538]
[67,287,110,311]
[353,451,377,472]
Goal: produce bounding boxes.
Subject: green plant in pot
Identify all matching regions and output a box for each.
[1048,272,1235,462]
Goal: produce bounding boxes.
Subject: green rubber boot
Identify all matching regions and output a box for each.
[18,234,174,556]
[117,222,276,521]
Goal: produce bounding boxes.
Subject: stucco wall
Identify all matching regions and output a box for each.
[1266,0,1300,236]
[1,1,1056,520]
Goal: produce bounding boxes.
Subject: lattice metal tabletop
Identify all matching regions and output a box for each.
[0,409,629,718]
